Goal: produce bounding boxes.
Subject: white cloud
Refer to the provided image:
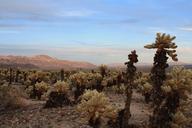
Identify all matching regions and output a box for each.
[58,10,97,17]
[179,27,192,32]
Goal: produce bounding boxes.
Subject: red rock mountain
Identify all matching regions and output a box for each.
[0,55,96,70]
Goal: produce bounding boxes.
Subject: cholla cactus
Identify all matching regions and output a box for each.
[135,73,152,103]
[9,68,13,85]
[44,80,71,108]
[162,66,192,95]
[144,33,178,105]
[28,71,50,85]
[86,73,103,91]
[77,90,117,128]
[15,69,20,83]
[70,71,88,100]
[151,67,192,128]
[116,72,123,90]
[60,69,64,81]
[28,71,50,99]
[145,33,179,128]
[144,33,178,61]
[0,70,7,85]
[142,83,153,94]
[34,81,49,100]
[53,80,69,94]
[27,81,49,100]
[70,71,103,101]
[35,81,49,92]
[99,64,108,77]
[171,111,189,128]
[70,71,87,87]
[101,71,121,88]
[119,50,138,128]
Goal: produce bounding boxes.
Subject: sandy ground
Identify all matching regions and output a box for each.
[0,89,152,128]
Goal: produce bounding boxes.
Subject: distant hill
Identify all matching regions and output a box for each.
[0,55,96,70]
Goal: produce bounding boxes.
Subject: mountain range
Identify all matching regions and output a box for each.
[0,55,191,71]
[0,55,96,70]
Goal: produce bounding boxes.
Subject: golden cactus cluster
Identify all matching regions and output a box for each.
[135,73,152,94]
[28,71,50,82]
[77,90,117,122]
[53,80,69,94]
[161,66,192,97]
[35,81,49,93]
[99,64,108,71]
[171,110,189,128]
[69,71,87,86]
[144,33,178,61]
[70,72,102,88]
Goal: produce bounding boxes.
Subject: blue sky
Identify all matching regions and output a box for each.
[0,0,192,64]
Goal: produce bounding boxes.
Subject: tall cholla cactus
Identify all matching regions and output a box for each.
[15,69,21,83]
[144,33,178,106]
[9,68,13,85]
[60,69,64,81]
[145,33,181,128]
[99,64,108,78]
[119,50,138,128]
[77,90,117,128]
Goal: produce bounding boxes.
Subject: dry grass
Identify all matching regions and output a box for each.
[0,85,28,109]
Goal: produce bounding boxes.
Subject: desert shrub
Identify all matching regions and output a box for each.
[77,90,117,128]
[0,85,27,109]
[44,80,71,108]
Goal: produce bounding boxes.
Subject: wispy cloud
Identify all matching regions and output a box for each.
[57,10,98,17]
[0,43,191,64]
[0,43,156,64]
[0,23,27,29]
[99,18,140,25]
[0,0,98,22]
[179,27,192,32]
